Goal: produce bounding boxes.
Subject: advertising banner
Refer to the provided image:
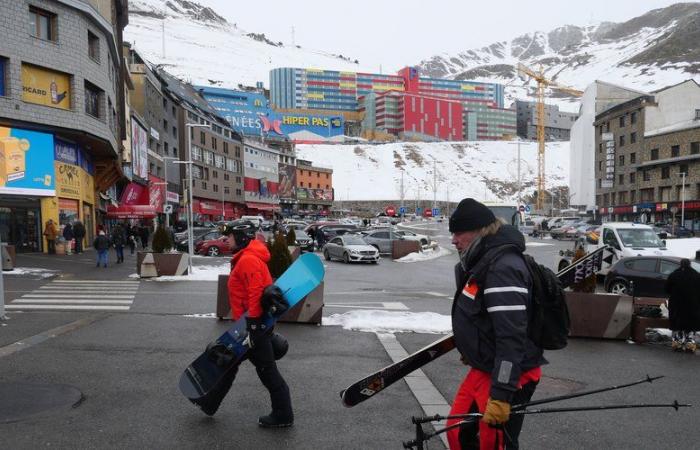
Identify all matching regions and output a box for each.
[131,120,148,180]
[278,163,296,199]
[148,175,165,212]
[55,162,81,199]
[21,64,71,110]
[0,126,55,196]
[120,182,148,205]
[296,188,333,202]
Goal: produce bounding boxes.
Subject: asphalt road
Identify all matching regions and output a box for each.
[1,223,698,449]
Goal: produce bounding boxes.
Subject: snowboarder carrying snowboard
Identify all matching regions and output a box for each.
[224,222,294,427]
[447,199,546,449]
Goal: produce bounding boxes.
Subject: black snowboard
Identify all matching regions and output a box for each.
[340,246,609,407]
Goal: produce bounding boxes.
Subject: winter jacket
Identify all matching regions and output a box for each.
[73,222,86,239]
[665,266,700,331]
[93,235,111,251]
[111,227,126,247]
[63,224,74,241]
[452,224,546,403]
[44,222,58,240]
[227,239,273,320]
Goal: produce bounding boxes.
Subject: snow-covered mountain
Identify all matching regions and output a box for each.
[296,141,569,203]
[125,0,371,88]
[417,2,700,111]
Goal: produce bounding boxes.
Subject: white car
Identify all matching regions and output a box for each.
[395,230,430,246]
[323,235,380,264]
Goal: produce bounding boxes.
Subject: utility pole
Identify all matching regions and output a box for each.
[680,171,687,228]
[399,169,405,210]
[432,159,438,211]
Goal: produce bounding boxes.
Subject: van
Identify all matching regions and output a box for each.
[240,215,264,227]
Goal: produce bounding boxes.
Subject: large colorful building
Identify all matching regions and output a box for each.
[270,66,515,141]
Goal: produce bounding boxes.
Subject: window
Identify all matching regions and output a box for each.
[0,57,7,97]
[643,170,651,182]
[214,154,224,169]
[172,126,177,138]
[651,148,659,160]
[659,260,680,275]
[163,98,167,108]
[224,186,230,194]
[599,161,603,171]
[696,109,700,120]
[598,143,603,153]
[212,137,217,150]
[631,111,637,124]
[619,174,624,185]
[630,190,636,203]
[223,142,229,154]
[619,116,625,127]
[202,181,207,190]
[213,184,218,192]
[661,167,670,179]
[163,119,168,130]
[630,153,636,164]
[191,146,202,161]
[29,6,57,41]
[630,132,636,144]
[87,30,99,62]
[641,188,654,202]
[629,259,657,273]
[671,145,680,157]
[200,131,205,145]
[226,158,236,172]
[691,142,699,155]
[224,173,229,181]
[84,81,101,118]
[619,155,624,166]
[164,142,168,154]
[204,150,214,166]
[629,172,636,184]
[680,164,689,175]
[619,135,625,147]
[235,146,241,158]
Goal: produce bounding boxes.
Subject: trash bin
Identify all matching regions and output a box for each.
[1,243,13,271]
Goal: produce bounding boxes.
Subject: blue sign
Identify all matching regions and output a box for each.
[0,126,55,195]
[432,208,440,217]
[399,206,406,215]
[54,138,79,165]
[525,204,531,213]
[416,207,423,214]
[198,86,268,136]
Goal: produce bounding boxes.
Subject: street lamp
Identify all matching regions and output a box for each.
[176,122,211,275]
[679,171,687,229]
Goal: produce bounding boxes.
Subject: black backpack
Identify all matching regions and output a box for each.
[521,254,570,350]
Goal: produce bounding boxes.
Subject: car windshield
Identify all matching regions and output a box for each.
[296,231,309,239]
[617,229,664,248]
[344,236,368,245]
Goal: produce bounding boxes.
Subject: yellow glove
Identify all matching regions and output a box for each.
[482,398,511,425]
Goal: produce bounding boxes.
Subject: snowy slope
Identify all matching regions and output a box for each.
[417,4,700,112]
[125,0,371,88]
[296,141,569,202]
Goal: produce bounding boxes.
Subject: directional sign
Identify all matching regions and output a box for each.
[399,206,406,215]
[416,207,423,214]
[525,204,531,213]
[163,204,173,214]
[432,208,440,217]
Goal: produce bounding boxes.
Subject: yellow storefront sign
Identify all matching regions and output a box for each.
[22,64,71,110]
[55,162,81,199]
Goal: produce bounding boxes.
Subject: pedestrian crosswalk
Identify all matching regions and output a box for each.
[6,280,139,312]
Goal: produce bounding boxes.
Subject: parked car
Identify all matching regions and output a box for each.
[293,230,315,253]
[176,229,220,251]
[518,220,537,236]
[361,229,405,253]
[196,234,235,256]
[323,235,379,264]
[671,226,694,238]
[317,224,358,241]
[394,230,430,246]
[604,256,700,297]
[174,227,211,242]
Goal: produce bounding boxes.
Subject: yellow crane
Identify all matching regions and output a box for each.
[517,63,583,211]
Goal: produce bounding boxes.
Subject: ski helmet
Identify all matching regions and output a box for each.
[271,333,289,360]
[222,220,258,249]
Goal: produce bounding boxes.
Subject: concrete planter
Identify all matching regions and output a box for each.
[565,292,633,339]
[136,251,189,277]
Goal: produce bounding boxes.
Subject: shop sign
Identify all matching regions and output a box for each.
[54,139,79,165]
[55,162,81,199]
[148,175,165,212]
[166,191,179,203]
[0,126,55,196]
[655,203,668,212]
[81,169,94,204]
[604,140,615,185]
[21,64,71,110]
[131,120,148,180]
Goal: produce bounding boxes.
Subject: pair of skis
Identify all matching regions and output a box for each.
[340,246,609,407]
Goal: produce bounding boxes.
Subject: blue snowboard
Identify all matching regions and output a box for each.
[179,253,325,415]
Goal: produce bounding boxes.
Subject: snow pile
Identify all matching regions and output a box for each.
[323,310,451,334]
[296,141,569,203]
[136,264,230,281]
[182,313,218,318]
[525,242,553,248]
[3,267,58,278]
[396,246,452,263]
[664,238,700,259]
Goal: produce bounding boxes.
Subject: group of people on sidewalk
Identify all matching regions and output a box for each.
[42,219,86,255]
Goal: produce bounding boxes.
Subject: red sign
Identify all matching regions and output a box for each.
[385,206,396,216]
[148,175,165,212]
[120,182,148,205]
[424,209,433,217]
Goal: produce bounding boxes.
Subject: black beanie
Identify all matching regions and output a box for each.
[449,198,497,233]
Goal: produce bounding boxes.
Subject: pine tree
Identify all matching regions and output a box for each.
[268,232,292,278]
[152,225,173,253]
[286,228,297,246]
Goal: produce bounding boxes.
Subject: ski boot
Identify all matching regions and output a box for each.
[672,339,683,352]
[258,413,294,428]
[683,336,697,354]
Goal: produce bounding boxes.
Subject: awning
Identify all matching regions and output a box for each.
[105,204,157,219]
[246,202,280,212]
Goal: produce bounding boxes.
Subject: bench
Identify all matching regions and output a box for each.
[631,297,670,343]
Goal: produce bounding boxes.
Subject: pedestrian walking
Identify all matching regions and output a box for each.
[446,198,545,449]
[111,224,126,264]
[63,222,74,255]
[139,225,150,250]
[93,230,111,268]
[665,258,700,353]
[43,219,58,254]
[73,220,86,254]
[224,222,294,428]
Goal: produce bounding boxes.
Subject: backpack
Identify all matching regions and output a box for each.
[521,254,570,350]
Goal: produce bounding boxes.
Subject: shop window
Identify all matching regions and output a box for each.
[650,148,659,160]
[88,30,100,62]
[29,6,57,41]
[0,57,6,97]
[671,145,680,157]
[84,80,102,118]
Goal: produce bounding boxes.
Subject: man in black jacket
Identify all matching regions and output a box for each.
[73,220,86,254]
[446,198,545,450]
[665,259,699,353]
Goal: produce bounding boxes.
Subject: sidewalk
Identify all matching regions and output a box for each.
[8,248,141,281]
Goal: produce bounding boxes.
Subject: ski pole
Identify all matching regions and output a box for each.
[403,418,479,449]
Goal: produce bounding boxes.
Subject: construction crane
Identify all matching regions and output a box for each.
[517,63,583,211]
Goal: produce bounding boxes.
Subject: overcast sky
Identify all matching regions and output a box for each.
[198,0,692,71]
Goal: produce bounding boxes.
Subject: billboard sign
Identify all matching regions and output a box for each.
[21,64,71,110]
[131,119,148,180]
[0,126,55,196]
[278,163,296,199]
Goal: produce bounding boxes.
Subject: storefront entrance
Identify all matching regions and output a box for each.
[0,197,42,252]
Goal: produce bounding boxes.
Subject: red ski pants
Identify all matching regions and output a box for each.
[447,367,541,450]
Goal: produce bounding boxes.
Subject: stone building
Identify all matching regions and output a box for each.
[0,0,128,252]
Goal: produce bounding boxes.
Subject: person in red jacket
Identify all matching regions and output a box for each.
[225,221,293,428]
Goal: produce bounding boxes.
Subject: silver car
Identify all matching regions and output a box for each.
[361,230,405,254]
[323,235,380,264]
[394,230,430,246]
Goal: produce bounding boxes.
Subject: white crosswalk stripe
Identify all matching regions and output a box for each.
[6,280,139,312]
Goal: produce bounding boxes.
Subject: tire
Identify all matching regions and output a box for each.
[343,253,350,264]
[324,250,331,261]
[206,246,220,257]
[558,260,570,272]
[608,279,628,295]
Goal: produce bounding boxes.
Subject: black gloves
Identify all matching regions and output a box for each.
[246,317,268,343]
[261,285,289,316]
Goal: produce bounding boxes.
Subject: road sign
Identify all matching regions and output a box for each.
[525,205,531,213]
[163,204,173,214]
[416,207,423,215]
[432,208,440,217]
[399,206,406,215]
[386,205,396,216]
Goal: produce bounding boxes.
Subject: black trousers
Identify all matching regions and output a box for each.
[47,239,55,254]
[75,238,83,254]
[248,331,293,420]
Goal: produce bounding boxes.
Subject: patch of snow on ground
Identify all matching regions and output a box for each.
[3,267,58,278]
[148,264,229,281]
[664,238,700,259]
[323,310,451,334]
[183,313,218,318]
[396,246,452,263]
[525,242,554,247]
